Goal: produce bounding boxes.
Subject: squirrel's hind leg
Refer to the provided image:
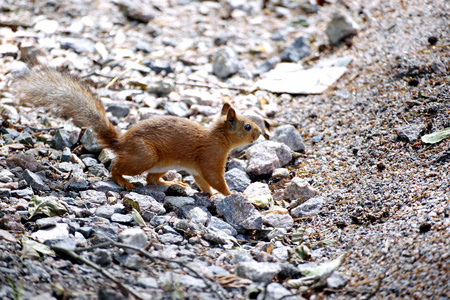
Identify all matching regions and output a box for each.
[111,169,136,190]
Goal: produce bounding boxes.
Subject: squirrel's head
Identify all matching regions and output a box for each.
[218,102,261,148]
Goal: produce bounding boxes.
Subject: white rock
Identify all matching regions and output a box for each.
[246,141,292,175]
[31,223,69,243]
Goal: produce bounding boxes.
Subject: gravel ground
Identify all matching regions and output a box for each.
[0,0,449,299]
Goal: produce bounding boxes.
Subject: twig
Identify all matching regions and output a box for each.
[104,58,142,90]
[52,245,146,300]
[174,80,250,93]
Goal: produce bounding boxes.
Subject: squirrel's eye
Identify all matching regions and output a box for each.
[244,124,251,131]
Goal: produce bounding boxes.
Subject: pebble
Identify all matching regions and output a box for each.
[243,182,273,208]
[186,206,210,225]
[36,217,57,229]
[88,164,109,177]
[123,192,166,216]
[34,19,59,34]
[95,205,115,219]
[281,37,311,62]
[106,101,130,118]
[146,80,175,96]
[60,37,95,53]
[164,196,195,208]
[110,213,133,224]
[253,56,281,77]
[52,129,72,150]
[0,169,14,183]
[326,271,348,289]
[118,228,148,250]
[224,168,251,192]
[216,193,263,230]
[118,1,155,23]
[283,177,319,206]
[235,261,282,283]
[290,196,325,218]
[246,141,292,176]
[80,128,102,153]
[212,47,241,78]
[160,233,184,244]
[326,11,359,45]
[137,276,158,289]
[82,156,98,168]
[61,147,71,162]
[164,101,189,118]
[270,125,305,152]
[263,213,294,229]
[267,228,287,241]
[91,180,122,193]
[21,170,47,191]
[79,190,108,206]
[397,124,423,143]
[31,223,69,243]
[263,282,301,300]
[207,216,238,236]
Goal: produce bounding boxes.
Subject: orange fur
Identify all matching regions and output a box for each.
[15,67,261,195]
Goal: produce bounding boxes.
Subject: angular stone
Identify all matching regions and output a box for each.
[31,223,69,243]
[290,196,325,218]
[225,168,251,192]
[326,11,358,45]
[283,177,319,206]
[118,228,148,250]
[208,216,238,236]
[52,129,72,150]
[243,182,273,208]
[235,261,281,283]
[21,169,47,191]
[281,36,310,62]
[263,213,294,229]
[216,194,262,230]
[212,46,240,78]
[270,125,305,152]
[247,141,292,176]
[164,196,195,208]
[80,128,103,153]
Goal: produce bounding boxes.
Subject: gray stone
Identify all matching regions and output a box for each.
[212,47,240,78]
[228,250,255,265]
[31,223,69,243]
[186,206,210,225]
[61,147,72,162]
[111,213,133,224]
[106,101,130,118]
[56,162,78,172]
[98,148,116,164]
[263,214,294,229]
[15,132,35,146]
[122,253,143,270]
[137,276,158,289]
[10,187,34,198]
[0,169,14,183]
[216,194,262,230]
[60,37,95,53]
[225,168,251,192]
[165,196,195,208]
[267,228,287,241]
[118,1,155,23]
[246,141,292,176]
[227,158,248,172]
[235,262,281,283]
[88,164,109,177]
[150,215,167,227]
[118,228,148,250]
[208,216,238,236]
[326,271,348,289]
[253,56,281,77]
[64,175,88,191]
[281,37,310,62]
[80,128,102,153]
[94,249,112,266]
[21,169,47,191]
[91,180,122,193]
[146,79,175,96]
[272,246,290,261]
[397,124,423,143]
[78,226,93,238]
[290,196,325,218]
[52,129,72,150]
[80,190,108,206]
[164,101,189,118]
[160,233,184,244]
[124,192,166,215]
[326,11,358,45]
[203,227,234,245]
[259,282,301,300]
[95,205,115,219]
[271,125,305,152]
[82,156,98,168]
[243,182,273,208]
[36,217,57,229]
[283,177,319,206]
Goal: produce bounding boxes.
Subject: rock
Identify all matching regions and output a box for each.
[106,102,130,118]
[216,194,262,230]
[253,57,281,77]
[207,216,238,236]
[203,227,234,245]
[146,80,175,96]
[272,246,290,261]
[397,124,423,143]
[281,37,310,62]
[60,37,95,53]
[7,153,43,172]
[224,168,251,192]
[80,128,103,153]
[78,226,93,238]
[247,141,292,176]
[160,233,184,244]
[0,214,25,232]
[10,187,34,199]
[290,196,325,218]
[52,129,72,150]
[21,170,47,191]
[164,196,195,208]
[111,213,133,224]
[260,282,301,300]
[91,180,122,193]
[64,175,88,191]
[267,228,287,241]
[8,60,29,77]
[272,168,290,179]
[98,148,116,164]
[326,11,358,45]
[263,213,294,229]
[270,125,305,152]
[235,262,281,283]
[82,156,98,168]
[164,101,189,118]
[31,223,69,243]
[34,19,59,34]
[95,205,115,219]
[243,182,273,208]
[61,147,71,162]
[212,47,240,78]
[36,217,57,229]
[121,253,143,270]
[326,271,348,289]
[88,164,109,177]
[186,207,210,225]
[79,190,108,206]
[0,169,14,183]
[118,0,155,23]
[137,276,158,289]
[118,228,148,250]
[283,177,319,206]
[123,192,166,218]
[15,132,35,146]
[227,158,248,172]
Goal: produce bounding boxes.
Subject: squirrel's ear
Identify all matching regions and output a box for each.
[226,107,237,130]
[221,102,232,115]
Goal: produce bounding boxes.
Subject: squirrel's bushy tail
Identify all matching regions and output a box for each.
[15,67,120,149]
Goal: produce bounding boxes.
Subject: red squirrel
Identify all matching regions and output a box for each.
[14,67,261,195]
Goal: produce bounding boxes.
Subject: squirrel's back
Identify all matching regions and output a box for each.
[14,67,120,149]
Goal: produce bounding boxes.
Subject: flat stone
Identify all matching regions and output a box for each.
[216,193,262,230]
[246,141,292,176]
[225,168,251,192]
[31,223,69,243]
[290,196,325,218]
[235,261,282,283]
[263,213,294,229]
[270,125,305,152]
